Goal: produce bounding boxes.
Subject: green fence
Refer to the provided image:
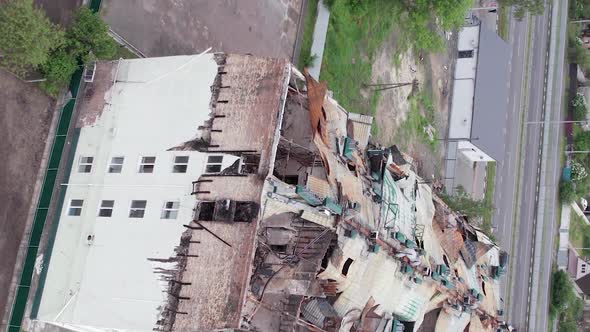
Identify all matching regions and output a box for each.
[6,2,103,331]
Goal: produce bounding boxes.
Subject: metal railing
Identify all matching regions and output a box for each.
[5,2,103,331]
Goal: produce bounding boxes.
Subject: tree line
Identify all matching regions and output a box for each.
[0,0,117,95]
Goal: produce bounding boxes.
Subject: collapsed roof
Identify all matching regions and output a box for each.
[239,71,506,332]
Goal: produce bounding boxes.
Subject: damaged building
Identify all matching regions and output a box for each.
[23,53,510,332]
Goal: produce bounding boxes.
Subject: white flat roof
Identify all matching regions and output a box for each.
[37,54,222,329]
[455,57,477,80]
[448,79,474,139]
[457,25,480,51]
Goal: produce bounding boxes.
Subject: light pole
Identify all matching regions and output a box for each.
[436,136,480,142]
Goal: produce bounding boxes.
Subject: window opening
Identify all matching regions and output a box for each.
[161,201,180,219]
[98,200,114,217]
[173,156,189,173]
[108,156,124,173]
[78,156,93,173]
[68,199,84,216]
[129,200,147,218]
[139,156,156,173]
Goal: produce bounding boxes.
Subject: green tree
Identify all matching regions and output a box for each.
[551,270,584,330]
[574,129,590,152]
[67,7,116,61]
[440,187,494,221]
[559,180,577,203]
[38,6,118,96]
[573,93,588,121]
[0,0,64,75]
[499,0,544,19]
[39,48,78,96]
[571,0,590,19]
[401,0,471,51]
[551,270,573,312]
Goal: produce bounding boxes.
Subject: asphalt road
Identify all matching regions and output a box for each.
[491,0,567,330]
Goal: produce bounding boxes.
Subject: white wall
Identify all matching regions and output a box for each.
[37,55,237,329]
[457,141,494,162]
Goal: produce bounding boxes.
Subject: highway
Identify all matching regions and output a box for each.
[490,0,568,331]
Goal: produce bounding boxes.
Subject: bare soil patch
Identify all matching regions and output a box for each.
[0,69,53,318]
[370,33,454,181]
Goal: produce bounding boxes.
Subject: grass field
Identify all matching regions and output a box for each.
[570,209,590,257]
[498,4,510,41]
[320,0,402,115]
[298,0,319,69]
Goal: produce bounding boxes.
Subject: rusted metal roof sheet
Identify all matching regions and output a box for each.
[304,69,329,144]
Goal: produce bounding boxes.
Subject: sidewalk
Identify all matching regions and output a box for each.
[308,0,330,79]
[557,203,571,270]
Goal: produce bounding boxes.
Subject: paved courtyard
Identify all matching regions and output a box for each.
[101,0,303,59]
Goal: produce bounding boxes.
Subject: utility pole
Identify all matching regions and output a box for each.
[526,120,589,124]
[470,6,498,11]
[363,79,418,92]
[436,136,480,142]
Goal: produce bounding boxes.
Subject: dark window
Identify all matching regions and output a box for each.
[342,258,354,276]
[129,200,147,218]
[205,164,222,173]
[173,156,189,173]
[240,154,260,174]
[234,202,259,222]
[283,175,299,185]
[458,50,474,58]
[78,156,93,173]
[214,199,235,221]
[108,157,124,173]
[68,199,84,216]
[139,156,156,173]
[98,200,114,217]
[205,155,223,173]
[207,156,223,163]
[197,201,215,221]
[270,244,287,253]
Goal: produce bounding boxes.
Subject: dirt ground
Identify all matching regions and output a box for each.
[0,69,54,321]
[371,33,455,181]
[34,0,82,26]
[100,0,303,59]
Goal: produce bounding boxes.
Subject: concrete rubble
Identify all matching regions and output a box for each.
[234,70,510,332]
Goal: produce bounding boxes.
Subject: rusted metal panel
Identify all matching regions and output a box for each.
[303,69,328,144]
